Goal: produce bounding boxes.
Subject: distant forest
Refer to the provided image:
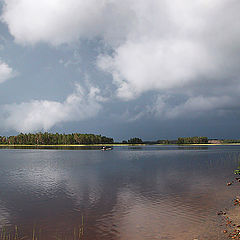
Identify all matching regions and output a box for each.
[1,133,238,145]
[0,132,114,145]
[177,137,208,144]
[222,139,240,143]
[157,137,208,144]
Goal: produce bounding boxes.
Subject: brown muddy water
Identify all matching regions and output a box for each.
[0,145,240,240]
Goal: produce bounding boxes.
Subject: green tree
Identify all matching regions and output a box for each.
[128,137,143,144]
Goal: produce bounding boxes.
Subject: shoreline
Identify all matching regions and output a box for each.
[0,143,240,147]
[218,176,240,239]
[0,143,145,147]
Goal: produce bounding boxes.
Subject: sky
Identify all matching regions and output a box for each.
[0,0,240,141]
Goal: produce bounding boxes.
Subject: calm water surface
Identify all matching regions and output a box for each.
[0,145,240,239]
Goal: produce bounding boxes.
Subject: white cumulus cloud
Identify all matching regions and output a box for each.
[97,39,216,100]
[0,84,102,132]
[0,60,14,83]
[1,0,104,45]
[2,0,240,118]
[1,0,134,46]
[97,0,240,100]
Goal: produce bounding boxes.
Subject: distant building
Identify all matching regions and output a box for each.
[208,139,222,144]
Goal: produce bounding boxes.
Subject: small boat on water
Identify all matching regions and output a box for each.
[101,146,113,151]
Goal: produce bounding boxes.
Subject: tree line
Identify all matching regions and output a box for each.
[123,137,208,144]
[0,132,114,145]
[177,136,208,144]
[122,138,143,144]
[222,139,240,143]
[0,134,215,145]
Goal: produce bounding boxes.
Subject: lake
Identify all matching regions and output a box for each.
[0,145,239,239]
